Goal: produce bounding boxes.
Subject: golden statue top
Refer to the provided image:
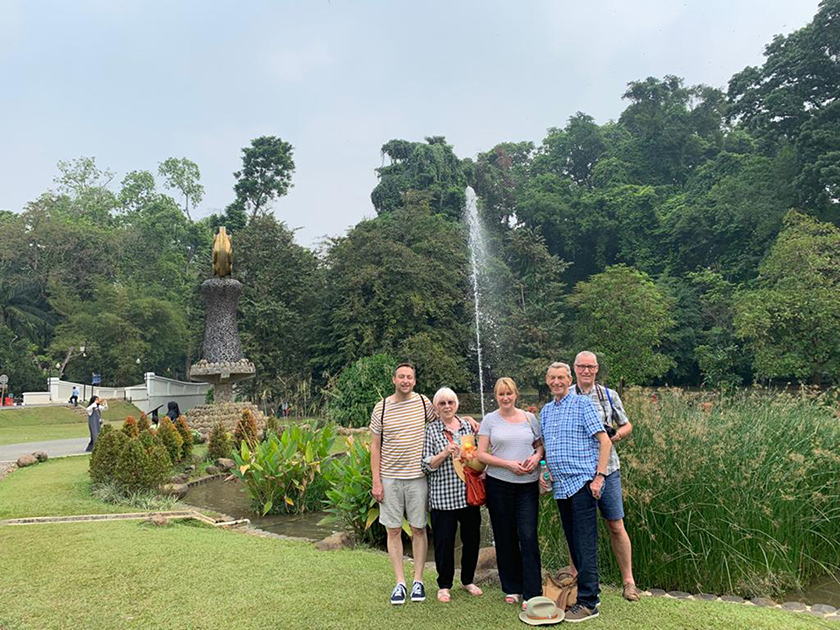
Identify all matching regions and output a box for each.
[212,227,233,277]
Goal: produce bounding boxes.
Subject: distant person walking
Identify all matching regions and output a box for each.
[166,401,181,422]
[85,396,108,452]
[70,386,79,407]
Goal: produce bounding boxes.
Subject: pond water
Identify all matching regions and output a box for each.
[183,477,493,562]
[793,573,840,608]
[183,477,335,540]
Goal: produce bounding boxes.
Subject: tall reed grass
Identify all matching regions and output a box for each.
[538,388,840,597]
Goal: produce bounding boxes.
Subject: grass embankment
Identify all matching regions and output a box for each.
[0,401,141,445]
[540,388,840,598]
[0,519,833,630]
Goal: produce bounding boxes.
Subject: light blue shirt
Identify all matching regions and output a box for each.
[540,393,604,499]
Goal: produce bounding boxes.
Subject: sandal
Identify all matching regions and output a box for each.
[461,583,483,597]
[437,589,451,603]
[504,594,520,605]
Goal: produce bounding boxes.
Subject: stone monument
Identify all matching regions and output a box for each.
[186,227,265,437]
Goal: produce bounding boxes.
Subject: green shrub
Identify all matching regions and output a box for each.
[157,416,184,464]
[538,388,840,597]
[121,416,140,439]
[113,438,152,493]
[234,407,259,449]
[89,425,128,485]
[321,435,386,546]
[137,412,151,434]
[207,422,232,460]
[144,439,173,489]
[325,353,397,427]
[232,423,336,515]
[175,416,194,461]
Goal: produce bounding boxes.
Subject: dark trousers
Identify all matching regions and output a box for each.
[430,506,481,589]
[557,483,600,608]
[485,476,542,600]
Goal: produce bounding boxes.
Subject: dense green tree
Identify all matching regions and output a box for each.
[158,157,205,220]
[0,325,45,393]
[472,141,534,230]
[660,150,796,279]
[117,170,157,214]
[689,270,751,388]
[533,113,606,187]
[371,137,469,219]
[728,0,840,145]
[320,192,472,388]
[233,136,295,220]
[235,215,322,406]
[618,76,725,186]
[735,212,840,385]
[490,227,571,392]
[49,283,188,386]
[569,265,674,386]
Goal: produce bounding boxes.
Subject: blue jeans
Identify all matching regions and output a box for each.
[556,482,600,608]
[485,476,542,600]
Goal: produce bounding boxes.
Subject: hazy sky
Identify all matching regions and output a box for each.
[0,0,821,247]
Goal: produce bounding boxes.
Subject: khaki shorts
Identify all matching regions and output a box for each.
[379,477,428,529]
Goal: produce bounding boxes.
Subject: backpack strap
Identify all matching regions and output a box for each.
[380,397,386,429]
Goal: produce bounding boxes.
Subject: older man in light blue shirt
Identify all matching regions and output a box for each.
[540,361,611,623]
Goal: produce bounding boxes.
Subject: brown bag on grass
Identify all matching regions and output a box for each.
[542,568,578,611]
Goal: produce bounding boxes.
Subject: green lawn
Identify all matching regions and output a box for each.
[0,401,141,445]
[0,520,832,630]
[0,456,147,519]
[0,456,834,629]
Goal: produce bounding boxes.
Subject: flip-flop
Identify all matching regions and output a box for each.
[461,583,483,596]
[504,594,520,605]
[437,589,451,603]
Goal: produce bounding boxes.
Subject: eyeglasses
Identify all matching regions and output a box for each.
[438,400,456,406]
[575,364,598,371]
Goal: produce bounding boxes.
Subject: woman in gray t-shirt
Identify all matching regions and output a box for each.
[477,377,544,606]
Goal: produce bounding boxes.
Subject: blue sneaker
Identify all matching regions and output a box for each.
[410,581,426,602]
[390,583,407,605]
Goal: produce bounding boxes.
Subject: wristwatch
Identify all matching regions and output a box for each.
[594,471,606,479]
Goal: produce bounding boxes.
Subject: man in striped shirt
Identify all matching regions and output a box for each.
[371,363,436,605]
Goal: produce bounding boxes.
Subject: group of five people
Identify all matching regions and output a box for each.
[369,352,639,623]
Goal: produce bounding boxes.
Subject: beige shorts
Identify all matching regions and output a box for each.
[379,477,428,529]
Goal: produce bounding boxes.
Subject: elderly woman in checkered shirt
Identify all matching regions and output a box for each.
[421,387,484,603]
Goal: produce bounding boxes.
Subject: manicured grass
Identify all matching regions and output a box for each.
[0,520,832,630]
[0,401,141,445]
[0,456,147,519]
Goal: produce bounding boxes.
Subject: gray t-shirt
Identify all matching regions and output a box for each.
[478,410,541,484]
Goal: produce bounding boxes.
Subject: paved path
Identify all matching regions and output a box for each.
[0,438,89,462]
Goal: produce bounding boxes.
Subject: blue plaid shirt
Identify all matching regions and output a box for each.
[540,392,605,499]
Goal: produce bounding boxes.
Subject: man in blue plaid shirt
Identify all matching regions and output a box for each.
[540,361,611,623]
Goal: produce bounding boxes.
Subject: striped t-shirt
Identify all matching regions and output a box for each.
[370,392,435,479]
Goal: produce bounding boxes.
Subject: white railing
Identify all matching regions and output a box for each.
[23,374,209,414]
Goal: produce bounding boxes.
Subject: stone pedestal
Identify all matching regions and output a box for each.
[185,402,266,438]
[189,277,256,404]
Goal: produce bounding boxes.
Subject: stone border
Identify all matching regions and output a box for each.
[0,462,16,482]
[645,589,839,621]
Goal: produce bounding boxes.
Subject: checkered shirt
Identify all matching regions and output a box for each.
[573,384,629,475]
[421,417,474,511]
[540,393,605,500]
